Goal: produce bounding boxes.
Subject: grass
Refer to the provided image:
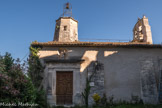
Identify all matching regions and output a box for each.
[51,104,162,108]
[109,104,162,108]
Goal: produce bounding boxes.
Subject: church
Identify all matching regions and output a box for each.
[31,3,162,106]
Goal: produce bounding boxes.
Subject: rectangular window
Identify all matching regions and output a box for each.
[64,26,67,31]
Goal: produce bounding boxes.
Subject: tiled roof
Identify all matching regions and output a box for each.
[31,41,162,48]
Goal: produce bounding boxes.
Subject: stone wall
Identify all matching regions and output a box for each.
[140,58,159,104]
[43,62,82,106]
[54,17,78,42]
[39,47,162,105]
[87,62,105,105]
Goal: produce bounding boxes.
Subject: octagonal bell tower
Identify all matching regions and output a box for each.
[54,3,78,42]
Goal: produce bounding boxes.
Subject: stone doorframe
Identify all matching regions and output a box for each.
[45,62,82,106]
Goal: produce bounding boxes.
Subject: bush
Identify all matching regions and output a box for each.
[0,52,36,105]
[100,93,107,106]
[92,93,101,105]
[28,46,48,107]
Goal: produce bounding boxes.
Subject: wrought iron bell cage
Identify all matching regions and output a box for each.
[62,2,73,17]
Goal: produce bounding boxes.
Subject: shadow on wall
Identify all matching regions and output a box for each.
[40,47,161,104]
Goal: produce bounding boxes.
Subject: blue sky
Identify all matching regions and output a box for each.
[0,0,162,60]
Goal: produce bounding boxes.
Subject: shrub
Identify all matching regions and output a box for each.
[28,46,48,107]
[100,93,107,106]
[0,52,36,105]
[92,93,101,105]
[28,46,44,89]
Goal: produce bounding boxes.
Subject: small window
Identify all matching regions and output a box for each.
[64,26,67,31]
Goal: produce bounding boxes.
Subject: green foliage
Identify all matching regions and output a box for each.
[107,95,114,106]
[28,46,44,89]
[100,93,107,106]
[130,95,143,104]
[82,62,104,108]
[109,104,162,108]
[82,77,91,108]
[92,93,101,105]
[30,46,40,57]
[0,52,36,105]
[28,46,48,107]
[35,89,47,108]
[56,25,60,29]
[0,55,5,72]
[92,93,107,107]
[49,104,162,108]
[0,47,48,108]
[51,106,65,108]
[0,52,14,73]
[3,52,14,72]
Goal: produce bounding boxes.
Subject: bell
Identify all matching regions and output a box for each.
[66,3,69,9]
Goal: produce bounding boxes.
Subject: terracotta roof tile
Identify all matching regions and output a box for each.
[31,41,162,48]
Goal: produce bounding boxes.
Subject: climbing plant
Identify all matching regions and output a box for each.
[82,61,104,108]
[28,46,44,89]
[28,45,47,108]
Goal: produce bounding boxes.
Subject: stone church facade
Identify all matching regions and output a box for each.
[31,3,162,106]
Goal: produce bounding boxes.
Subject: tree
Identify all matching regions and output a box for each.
[28,46,47,108]
[3,52,14,72]
[0,53,36,105]
[28,46,44,89]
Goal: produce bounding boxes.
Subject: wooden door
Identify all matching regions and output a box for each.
[56,71,73,105]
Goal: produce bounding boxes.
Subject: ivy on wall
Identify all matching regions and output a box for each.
[82,61,104,108]
[28,45,47,108]
[28,46,44,89]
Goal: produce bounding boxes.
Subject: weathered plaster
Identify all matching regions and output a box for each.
[39,47,162,105]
